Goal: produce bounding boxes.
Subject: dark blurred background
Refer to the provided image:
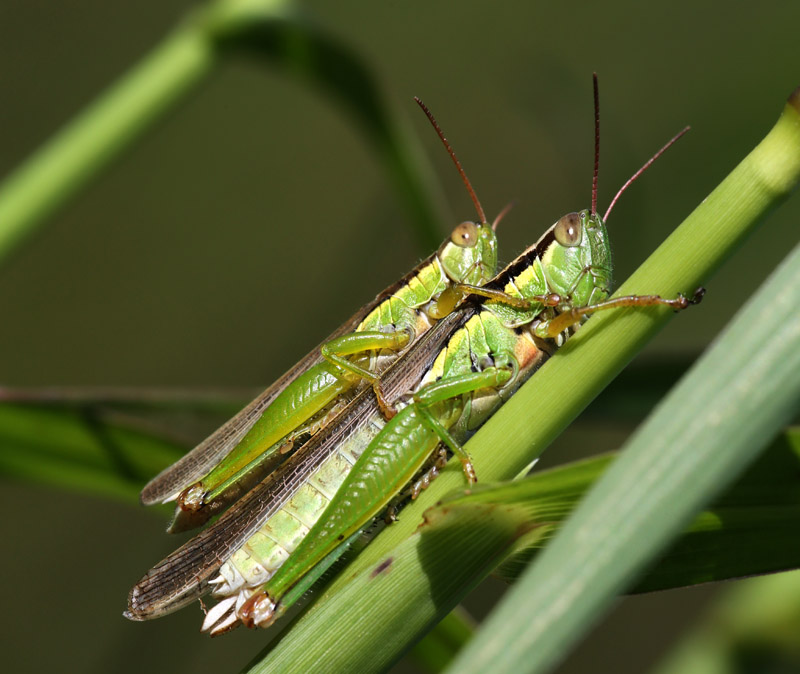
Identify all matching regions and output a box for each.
[1,1,798,672]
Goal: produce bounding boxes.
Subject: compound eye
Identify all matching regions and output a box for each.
[450,221,479,248]
[554,212,582,247]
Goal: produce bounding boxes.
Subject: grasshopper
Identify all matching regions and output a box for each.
[140,100,510,533]
[126,76,702,633]
[126,308,472,625]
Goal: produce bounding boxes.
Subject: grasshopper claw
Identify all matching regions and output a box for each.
[373,382,397,420]
[240,591,279,629]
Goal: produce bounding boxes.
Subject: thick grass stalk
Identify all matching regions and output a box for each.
[247,89,800,673]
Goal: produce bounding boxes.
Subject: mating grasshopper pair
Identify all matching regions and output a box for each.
[125,77,702,634]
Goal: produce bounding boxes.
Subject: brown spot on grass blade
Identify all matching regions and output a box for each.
[371,557,394,578]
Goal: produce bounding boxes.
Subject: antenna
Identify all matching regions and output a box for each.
[591,73,600,216]
[414,97,487,224]
[491,200,516,231]
[603,126,691,222]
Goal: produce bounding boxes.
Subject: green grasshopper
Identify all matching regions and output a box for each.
[126,77,701,634]
[126,308,472,625]
[139,100,511,533]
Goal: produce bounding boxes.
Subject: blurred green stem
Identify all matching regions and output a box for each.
[0,0,443,266]
[410,606,476,673]
[652,570,800,674]
[0,11,216,263]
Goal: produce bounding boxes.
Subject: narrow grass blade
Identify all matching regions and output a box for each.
[0,403,185,505]
[209,3,445,250]
[492,428,800,592]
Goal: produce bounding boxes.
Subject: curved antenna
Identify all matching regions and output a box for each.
[591,73,600,216]
[491,200,516,231]
[603,126,691,222]
[414,97,487,224]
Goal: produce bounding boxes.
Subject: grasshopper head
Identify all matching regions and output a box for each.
[438,220,499,286]
[542,209,613,306]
